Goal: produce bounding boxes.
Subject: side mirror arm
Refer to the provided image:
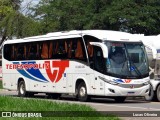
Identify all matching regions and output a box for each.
[89,42,108,58]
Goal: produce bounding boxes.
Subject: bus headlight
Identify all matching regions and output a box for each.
[103,79,119,85]
[108,81,119,85]
[98,76,119,85]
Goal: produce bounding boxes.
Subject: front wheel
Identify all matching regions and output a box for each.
[145,85,154,101]
[77,82,90,102]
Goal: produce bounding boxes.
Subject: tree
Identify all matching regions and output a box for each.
[22,0,160,35]
[0,0,15,44]
[101,0,160,35]
[0,0,41,48]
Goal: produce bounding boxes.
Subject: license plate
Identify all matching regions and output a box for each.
[127,92,135,96]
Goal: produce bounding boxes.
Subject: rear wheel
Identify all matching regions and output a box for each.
[77,82,90,102]
[114,97,126,103]
[18,81,27,97]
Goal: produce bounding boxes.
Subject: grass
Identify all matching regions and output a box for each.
[0,80,2,89]
[0,96,120,120]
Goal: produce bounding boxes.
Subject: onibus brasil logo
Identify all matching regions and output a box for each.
[6,60,69,83]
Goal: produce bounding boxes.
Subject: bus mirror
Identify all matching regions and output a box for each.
[89,42,108,58]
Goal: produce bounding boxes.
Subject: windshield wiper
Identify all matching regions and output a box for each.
[129,60,142,77]
[124,44,142,77]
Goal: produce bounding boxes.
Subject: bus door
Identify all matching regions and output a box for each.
[91,46,105,95]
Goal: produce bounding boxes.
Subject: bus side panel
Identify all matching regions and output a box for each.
[10,73,16,90]
[93,71,105,96]
[2,60,16,90]
[67,61,95,95]
[54,74,67,93]
[67,73,73,93]
[25,78,41,92]
[2,73,11,90]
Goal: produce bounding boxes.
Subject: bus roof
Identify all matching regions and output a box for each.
[4,30,141,44]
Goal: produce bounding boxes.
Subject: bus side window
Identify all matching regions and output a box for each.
[75,40,83,59]
[10,45,14,60]
[24,45,27,60]
[49,41,53,59]
[17,45,25,60]
[4,44,12,61]
[71,40,77,58]
[68,38,87,62]
[28,44,37,60]
[54,40,67,59]
[67,40,72,59]
[41,41,53,59]
[41,42,48,59]
[87,41,94,63]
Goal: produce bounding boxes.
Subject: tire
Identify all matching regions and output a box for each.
[145,85,154,101]
[77,82,90,102]
[18,81,27,97]
[156,85,160,102]
[114,97,126,103]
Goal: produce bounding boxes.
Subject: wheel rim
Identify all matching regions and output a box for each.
[20,83,25,95]
[79,86,86,97]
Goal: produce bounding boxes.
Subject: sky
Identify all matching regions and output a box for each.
[21,0,40,7]
[21,0,40,15]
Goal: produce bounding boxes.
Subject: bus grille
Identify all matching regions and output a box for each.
[118,84,144,88]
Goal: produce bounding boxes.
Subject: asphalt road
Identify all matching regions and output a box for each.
[0,89,160,120]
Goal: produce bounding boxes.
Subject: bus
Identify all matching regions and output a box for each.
[2,30,150,102]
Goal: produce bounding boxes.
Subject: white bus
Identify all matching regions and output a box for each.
[2,30,150,102]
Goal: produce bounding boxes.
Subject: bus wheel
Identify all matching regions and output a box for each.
[18,81,27,97]
[77,82,90,102]
[156,85,160,102]
[145,85,154,101]
[114,97,126,103]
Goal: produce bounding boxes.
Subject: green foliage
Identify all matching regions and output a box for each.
[0,96,120,120]
[32,0,160,35]
[1,0,160,42]
[0,96,94,111]
[104,0,160,34]
[0,0,41,44]
[32,0,112,32]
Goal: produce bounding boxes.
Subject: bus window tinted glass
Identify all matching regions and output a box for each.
[4,44,12,60]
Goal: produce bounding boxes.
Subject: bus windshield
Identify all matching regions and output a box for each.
[105,42,149,79]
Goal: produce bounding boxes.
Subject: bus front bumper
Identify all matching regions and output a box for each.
[105,84,150,97]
